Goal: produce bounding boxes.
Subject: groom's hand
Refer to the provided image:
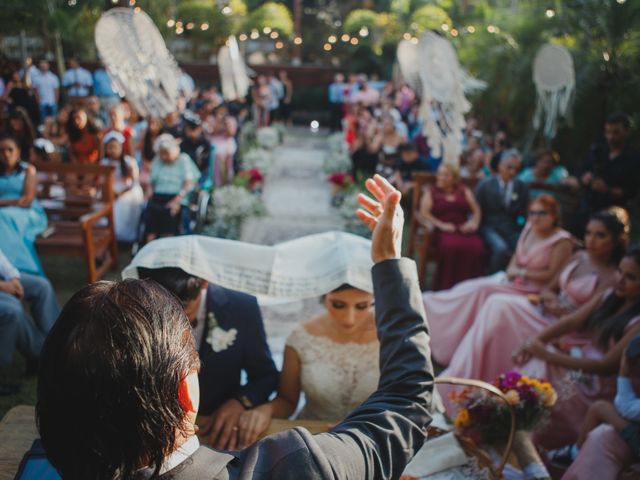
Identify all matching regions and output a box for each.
[356,174,404,264]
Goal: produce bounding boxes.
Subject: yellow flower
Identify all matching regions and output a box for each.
[543,387,558,407]
[455,409,471,428]
[504,389,521,405]
[519,376,531,385]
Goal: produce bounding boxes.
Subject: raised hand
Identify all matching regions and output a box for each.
[356,174,404,264]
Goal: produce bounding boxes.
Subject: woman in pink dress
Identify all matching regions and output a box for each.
[419,163,485,290]
[205,105,238,186]
[440,209,629,393]
[424,194,574,366]
[511,246,640,449]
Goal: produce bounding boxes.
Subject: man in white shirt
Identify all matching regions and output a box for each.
[32,60,60,121]
[0,248,59,377]
[62,57,93,99]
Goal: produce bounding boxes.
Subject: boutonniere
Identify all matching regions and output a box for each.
[511,192,519,201]
[206,312,237,353]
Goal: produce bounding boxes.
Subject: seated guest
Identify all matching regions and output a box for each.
[206,105,238,186]
[512,245,640,450]
[43,105,71,158]
[137,266,278,451]
[0,248,59,375]
[235,284,378,447]
[392,142,430,197]
[161,110,184,141]
[370,115,405,168]
[181,111,212,186]
[100,132,144,243]
[419,163,484,290]
[561,337,640,478]
[67,108,102,164]
[423,194,573,366]
[460,148,490,181]
[5,107,36,160]
[440,208,626,391]
[475,149,529,273]
[105,104,135,157]
[0,134,48,274]
[518,149,569,198]
[36,175,434,479]
[145,134,199,242]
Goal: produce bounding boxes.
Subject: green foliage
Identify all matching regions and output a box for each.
[343,9,379,34]
[242,2,293,38]
[410,4,452,33]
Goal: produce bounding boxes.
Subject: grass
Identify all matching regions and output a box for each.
[0,248,133,420]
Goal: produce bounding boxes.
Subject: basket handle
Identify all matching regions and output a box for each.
[435,376,517,479]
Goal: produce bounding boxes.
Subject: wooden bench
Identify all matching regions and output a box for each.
[34,162,118,283]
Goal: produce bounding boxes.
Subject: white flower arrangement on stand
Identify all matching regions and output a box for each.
[205,185,266,240]
[256,126,280,150]
[324,133,351,174]
[241,148,274,173]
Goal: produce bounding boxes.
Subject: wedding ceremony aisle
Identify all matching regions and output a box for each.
[242,127,344,368]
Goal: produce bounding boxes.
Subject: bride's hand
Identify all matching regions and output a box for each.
[237,404,272,449]
[356,174,404,264]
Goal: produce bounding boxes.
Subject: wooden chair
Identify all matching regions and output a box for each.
[34,162,118,283]
[408,172,479,287]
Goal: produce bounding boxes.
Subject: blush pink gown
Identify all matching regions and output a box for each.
[522,306,640,449]
[439,257,599,399]
[423,224,573,366]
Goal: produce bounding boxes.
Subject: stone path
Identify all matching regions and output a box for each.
[241,128,343,367]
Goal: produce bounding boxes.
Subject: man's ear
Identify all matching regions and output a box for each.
[200,280,209,290]
[178,372,199,413]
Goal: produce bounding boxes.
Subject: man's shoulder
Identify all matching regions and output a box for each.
[207,284,259,308]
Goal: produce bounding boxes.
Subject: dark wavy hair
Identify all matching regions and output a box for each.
[37,279,200,479]
[137,267,203,305]
[66,108,100,142]
[588,207,630,265]
[585,245,640,349]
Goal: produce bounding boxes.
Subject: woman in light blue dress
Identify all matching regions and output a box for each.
[0,134,48,274]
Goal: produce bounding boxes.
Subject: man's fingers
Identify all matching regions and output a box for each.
[356,209,377,231]
[208,416,225,444]
[215,418,235,449]
[227,429,238,451]
[373,174,397,196]
[365,178,385,202]
[357,193,381,215]
[381,191,401,223]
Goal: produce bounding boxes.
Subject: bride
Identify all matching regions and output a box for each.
[236,284,379,448]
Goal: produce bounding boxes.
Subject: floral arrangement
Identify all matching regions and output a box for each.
[451,370,557,445]
[328,172,354,188]
[256,126,280,150]
[205,185,266,240]
[234,168,264,191]
[240,148,273,173]
[338,190,372,239]
[323,133,352,174]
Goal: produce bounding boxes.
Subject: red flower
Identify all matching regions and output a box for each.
[328,172,354,187]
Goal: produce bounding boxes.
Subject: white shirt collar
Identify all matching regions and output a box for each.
[192,288,208,347]
[138,435,201,478]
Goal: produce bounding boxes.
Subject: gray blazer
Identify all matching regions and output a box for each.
[158,258,434,479]
[475,176,529,236]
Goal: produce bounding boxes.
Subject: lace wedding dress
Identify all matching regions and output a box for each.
[286,325,379,421]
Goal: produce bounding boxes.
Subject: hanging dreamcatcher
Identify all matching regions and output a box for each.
[218,36,251,102]
[532,43,575,140]
[397,32,483,167]
[95,7,183,118]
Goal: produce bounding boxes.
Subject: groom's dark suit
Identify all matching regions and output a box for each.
[158,258,434,479]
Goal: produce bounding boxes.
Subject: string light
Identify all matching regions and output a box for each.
[350,37,359,45]
[324,43,332,51]
[341,34,350,42]
[359,26,369,37]
[186,22,194,30]
[450,28,459,37]
[545,8,556,18]
[328,35,337,44]
[275,41,284,49]
[603,51,610,61]
[617,0,627,3]
[176,21,183,28]
[487,25,497,33]
[133,6,140,12]
[263,27,272,34]
[129,0,136,5]
[293,36,303,45]
[441,24,450,32]
[167,19,175,27]
[250,30,259,39]
[270,31,279,39]
[222,6,232,15]
[467,25,476,33]
[176,26,184,35]
[410,37,418,45]
[68,0,77,5]
[239,33,248,41]
[200,23,209,31]
[403,32,411,41]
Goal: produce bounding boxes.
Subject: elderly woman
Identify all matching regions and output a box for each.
[519,149,569,198]
[145,134,200,242]
[419,163,485,290]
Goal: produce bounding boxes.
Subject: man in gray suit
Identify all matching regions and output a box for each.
[36,174,434,479]
[475,150,529,272]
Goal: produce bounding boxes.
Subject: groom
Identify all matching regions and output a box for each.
[37,175,434,479]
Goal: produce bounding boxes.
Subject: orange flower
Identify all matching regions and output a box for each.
[454,409,471,428]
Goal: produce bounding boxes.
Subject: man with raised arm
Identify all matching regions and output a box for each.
[37,174,434,479]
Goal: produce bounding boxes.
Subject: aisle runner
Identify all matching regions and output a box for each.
[241,128,344,368]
